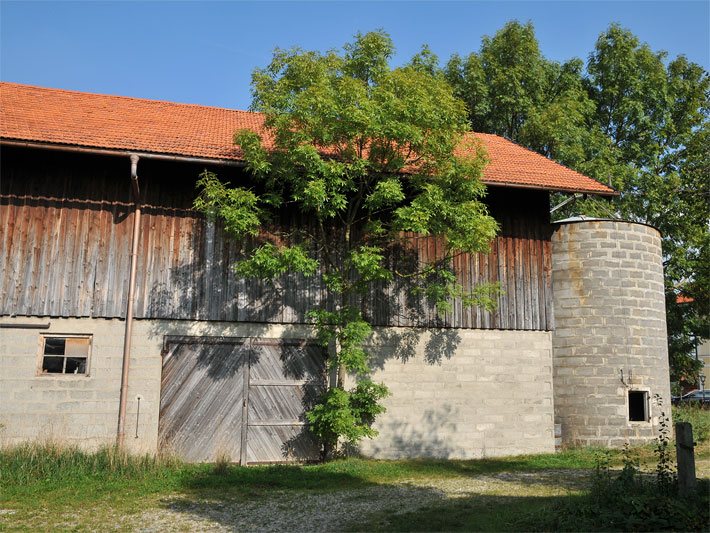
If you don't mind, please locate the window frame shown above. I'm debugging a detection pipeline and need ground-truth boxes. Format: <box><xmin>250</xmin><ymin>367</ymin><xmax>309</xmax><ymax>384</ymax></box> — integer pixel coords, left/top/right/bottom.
<box><xmin>36</xmin><ymin>334</ymin><xmax>93</xmax><ymax>377</ymax></box>
<box><xmin>627</xmin><ymin>389</ymin><xmax>651</xmax><ymax>424</ymax></box>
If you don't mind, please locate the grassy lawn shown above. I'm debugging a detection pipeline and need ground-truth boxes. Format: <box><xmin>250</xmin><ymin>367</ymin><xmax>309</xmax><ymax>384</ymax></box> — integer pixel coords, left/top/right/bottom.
<box><xmin>2</xmin><ymin>431</ymin><xmax>709</xmax><ymax>531</ymax></box>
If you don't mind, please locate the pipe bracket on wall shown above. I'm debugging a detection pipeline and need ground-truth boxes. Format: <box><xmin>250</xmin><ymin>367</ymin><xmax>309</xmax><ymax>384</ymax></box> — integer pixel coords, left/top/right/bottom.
<box><xmin>0</xmin><ymin>322</ymin><xmax>51</xmax><ymax>329</ymax></box>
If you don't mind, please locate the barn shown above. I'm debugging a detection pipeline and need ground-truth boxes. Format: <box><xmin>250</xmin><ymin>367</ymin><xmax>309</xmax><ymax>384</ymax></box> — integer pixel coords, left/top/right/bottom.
<box><xmin>0</xmin><ymin>82</ymin><xmax>671</xmax><ymax>462</ymax></box>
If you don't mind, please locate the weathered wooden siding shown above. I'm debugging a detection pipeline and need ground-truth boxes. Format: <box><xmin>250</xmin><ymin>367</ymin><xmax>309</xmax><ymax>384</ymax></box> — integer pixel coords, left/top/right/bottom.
<box><xmin>0</xmin><ymin>147</ymin><xmax>553</xmax><ymax>330</ymax></box>
<box><xmin>158</xmin><ymin>336</ymin><xmax>324</xmax><ymax>463</ymax></box>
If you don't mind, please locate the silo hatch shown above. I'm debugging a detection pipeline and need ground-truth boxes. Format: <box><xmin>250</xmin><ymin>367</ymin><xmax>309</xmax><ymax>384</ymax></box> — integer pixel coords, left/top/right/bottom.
<box><xmin>628</xmin><ymin>390</ymin><xmax>649</xmax><ymax>422</ymax></box>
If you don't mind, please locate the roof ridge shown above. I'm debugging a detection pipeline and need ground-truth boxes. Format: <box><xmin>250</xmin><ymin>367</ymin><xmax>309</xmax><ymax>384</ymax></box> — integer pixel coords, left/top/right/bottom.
<box><xmin>0</xmin><ymin>81</ymin><xmax>263</xmax><ymax>117</ymax></box>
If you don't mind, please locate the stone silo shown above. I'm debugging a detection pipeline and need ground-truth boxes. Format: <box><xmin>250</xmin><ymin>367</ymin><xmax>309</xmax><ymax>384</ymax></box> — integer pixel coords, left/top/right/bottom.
<box><xmin>551</xmin><ymin>218</ymin><xmax>671</xmax><ymax>447</ymax></box>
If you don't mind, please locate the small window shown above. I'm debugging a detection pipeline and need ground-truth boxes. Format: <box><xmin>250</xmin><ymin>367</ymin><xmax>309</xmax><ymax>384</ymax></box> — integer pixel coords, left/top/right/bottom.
<box><xmin>628</xmin><ymin>390</ymin><xmax>649</xmax><ymax>422</ymax></box>
<box><xmin>39</xmin><ymin>335</ymin><xmax>91</xmax><ymax>375</ymax></box>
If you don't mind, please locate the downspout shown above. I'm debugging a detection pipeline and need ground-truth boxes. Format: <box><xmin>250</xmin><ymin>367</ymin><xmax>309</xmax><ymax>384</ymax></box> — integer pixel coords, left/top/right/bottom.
<box><xmin>117</xmin><ymin>154</ymin><xmax>141</xmax><ymax>447</ymax></box>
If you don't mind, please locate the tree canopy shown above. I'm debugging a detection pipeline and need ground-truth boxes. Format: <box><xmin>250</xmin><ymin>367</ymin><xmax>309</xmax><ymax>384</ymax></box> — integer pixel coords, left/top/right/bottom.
<box><xmin>444</xmin><ymin>21</ymin><xmax>709</xmax><ymax>385</ymax></box>
<box><xmin>197</xmin><ymin>24</ymin><xmax>708</xmax><ymax>456</ymax></box>
<box><xmin>195</xmin><ymin>31</ymin><xmax>500</xmax><ymax>457</ymax></box>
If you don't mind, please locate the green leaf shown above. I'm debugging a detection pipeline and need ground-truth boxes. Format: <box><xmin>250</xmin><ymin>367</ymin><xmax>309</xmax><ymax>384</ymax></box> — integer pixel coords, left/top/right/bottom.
<box><xmin>235</xmin><ymin>243</ymin><xmax>318</xmax><ymax>279</ymax></box>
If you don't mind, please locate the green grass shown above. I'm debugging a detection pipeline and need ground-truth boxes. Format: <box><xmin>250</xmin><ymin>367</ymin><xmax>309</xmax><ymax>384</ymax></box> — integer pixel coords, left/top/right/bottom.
<box><xmin>673</xmin><ymin>404</ymin><xmax>710</xmax><ymax>443</ymax></box>
<box><xmin>351</xmin><ymin>494</ymin><xmax>588</xmax><ymax>532</ymax></box>
<box><xmin>1</xmin><ymin>442</ymin><xmax>708</xmax><ymax>531</ymax></box>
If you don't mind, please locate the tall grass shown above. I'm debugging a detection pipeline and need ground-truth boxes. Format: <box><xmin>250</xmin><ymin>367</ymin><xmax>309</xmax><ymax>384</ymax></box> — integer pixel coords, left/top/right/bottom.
<box><xmin>1</xmin><ymin>441</ymin><xmax>673</xmax><ymax>490</ymax></box>
<box><xmin>0</xmin><ymin>442</ymin><xmax>181</xmax><ymax>486</ymax></box>
<box><xmin>672</xmin><ymin>404</ymin><xmax>710</xmax><ymax>443</ymax></box>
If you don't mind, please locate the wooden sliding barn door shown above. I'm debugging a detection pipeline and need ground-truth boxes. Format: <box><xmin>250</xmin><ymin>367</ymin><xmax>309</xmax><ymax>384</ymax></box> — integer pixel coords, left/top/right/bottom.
<box><xmin>246</xmin><ymin>340</ymin><xmax>324</xmax><ymax>463</ymax></box>
<box><xmin>158</xmin><ymin>337</ymin><xmax>324</xmax><ymax>464</ymax></box>
<box><xmin>158</xmin><ymin>337</ymin><xmax>249</xmax><ymax>462</ymax></box>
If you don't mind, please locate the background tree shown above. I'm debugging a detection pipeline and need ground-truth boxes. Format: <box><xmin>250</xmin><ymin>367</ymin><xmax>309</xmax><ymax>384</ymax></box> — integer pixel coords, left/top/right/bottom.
<box><xmin>445</xmin><ymin>21</ymin><xmax>709</xmax><ymax>386</ymax></box>
<box><xmin>195</xmin><ymin>31</ymin><xmax>499</xmax><ymax>458</ymax></box>
<box><xmin>582</xmin><ymin>25</ymin><xmax>709</xmax><ymax>385</ymax></box>
<box><xmin>445</xmin><ymin>21</ymin><xmax>549</xmax><ymax>139</ymax></box>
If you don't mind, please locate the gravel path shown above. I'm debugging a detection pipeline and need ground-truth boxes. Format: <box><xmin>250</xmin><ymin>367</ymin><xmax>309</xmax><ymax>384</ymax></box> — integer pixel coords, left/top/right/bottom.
<box><xmin>128</xmin><ymin>470</ymin><xmax>588</xmax><ymax>532</ymax></box>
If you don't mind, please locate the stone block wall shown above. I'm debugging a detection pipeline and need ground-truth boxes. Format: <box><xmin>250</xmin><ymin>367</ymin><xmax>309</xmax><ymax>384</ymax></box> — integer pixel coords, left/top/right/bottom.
<box><xmin>551</xmin><ymin>220</ymin><xmax>671</xmax><ymax>447</ymax></box>
<box><xmin>1</xmin><ymin>318</ymin><xmax>555</xmax><ymax>459</ymax></box>
<box><xmin>0</xmin><ymin>317</ymin><xmax>311</xmax><ymax>454</ymax></box>
<box><xmin>356</xmin><ymin>329</ymin><xmax>555</xmax><ymax>459</ymax></box>
<box><xmin>0</xmin><ymin>317</ymin><xmax>136</xmax><ymax>450</ymax></box>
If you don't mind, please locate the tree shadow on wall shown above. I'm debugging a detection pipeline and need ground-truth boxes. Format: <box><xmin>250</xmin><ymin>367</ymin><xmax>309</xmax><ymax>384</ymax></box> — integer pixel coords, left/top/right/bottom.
<box><xmin>367</xmin><ymin>328</ymin><xmax>462</xmax><ymax>370</ymax></box>
<box><xmin>364</xmin><ymin>405</ymin><xmax>462</xmax><ymax>459</ymax></box>
<box><xmin>144</xmin><ymin>228</ymin><xmax>466</xmax><ymax>370</ymax></box>
<box><xmin>143</xmin><ymin>222</ymin><xmax>477</xmax><ymax>463</ymax></box>
<box><xmin>280</xmin><ymin>379</ymin><xmax>324</xmax><ymax>463</ymax></box>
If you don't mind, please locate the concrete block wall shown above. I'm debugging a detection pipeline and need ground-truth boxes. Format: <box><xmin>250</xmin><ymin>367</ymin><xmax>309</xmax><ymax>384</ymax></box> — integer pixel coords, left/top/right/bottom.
<box><xmin>1</xmin><ymin>317</ymin><xmax>555</xmax><ymax>459</ymax></box>
<box><xmin>0</xmin><ymin>317</ymin><xmax>133</xmax><ymax>450</ymax></box>
<box><xmin>551</xmin><ymin>220</ymin><xmax>671</xmax><ymax>447</ymax></box>
<box><xmin>356</xmin><ymin>329</ymin><xmax>555</xmax><ymax>459</ymax></box>
<box><xmin>0</xmin><ymin>317</ymin><xmax>312</xmax><ymax>454</ymax></box>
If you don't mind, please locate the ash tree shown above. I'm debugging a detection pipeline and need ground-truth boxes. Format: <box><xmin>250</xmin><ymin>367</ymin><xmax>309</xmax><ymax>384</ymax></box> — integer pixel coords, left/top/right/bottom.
<box><xmin>195</xmin><ymin>31</ymin><xmax>499</xmax><ymax>458</ymax></box>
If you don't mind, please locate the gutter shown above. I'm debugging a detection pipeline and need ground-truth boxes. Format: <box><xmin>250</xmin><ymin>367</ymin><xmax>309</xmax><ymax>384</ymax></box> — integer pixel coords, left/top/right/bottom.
<box><xmin>487</xmin><ymin>180</ymin><xmax>617</xmax><ymax>197</ymax></box>
<box><xmin>116</xmin><ymin>154</ymin><xmax>141</xmax><ymax>448</ymax></box>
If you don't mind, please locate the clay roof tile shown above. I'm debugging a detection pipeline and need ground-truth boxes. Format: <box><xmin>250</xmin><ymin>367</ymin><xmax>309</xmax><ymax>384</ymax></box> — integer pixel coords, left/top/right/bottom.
<box><xmin>0</xmin><ymin>82</ymin><xmax>616</xmax><ymax>195</ymax></box>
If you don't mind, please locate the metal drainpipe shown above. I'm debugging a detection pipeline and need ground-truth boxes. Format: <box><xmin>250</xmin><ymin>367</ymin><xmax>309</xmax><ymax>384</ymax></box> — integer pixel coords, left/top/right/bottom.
<box><xmin>117</xmin><ymin>154</ymin><xmax>141</xmax><ymax>447</ymax></box>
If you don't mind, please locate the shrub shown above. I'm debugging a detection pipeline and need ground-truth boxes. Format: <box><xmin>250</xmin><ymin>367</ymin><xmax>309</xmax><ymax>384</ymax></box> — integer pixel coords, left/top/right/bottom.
<box><xmin>519</xmin><ymin>399</ymin><xmax>709</xmax><ymax>531</ymax></box>
<box><xmin>306</xmin><ymin>379</ymin><xmax>389</xmax><ymax>460</ymax></box>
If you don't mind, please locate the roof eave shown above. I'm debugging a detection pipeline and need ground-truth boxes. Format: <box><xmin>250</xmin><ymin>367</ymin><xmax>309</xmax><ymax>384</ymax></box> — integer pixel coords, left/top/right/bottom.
<box><xmin>1</xmin><ymin>137</ymin><xmax>618</xmax><ymax>196</ymax></box>
<box><xmin>473</xmin><ymin>179</ymin><xmax>617</xmax><ymax>197</ymax></box>
<box><xmin>0</xmin><ymin>138</ymin><xmax>246</xmax><ymax>167</ymax></box>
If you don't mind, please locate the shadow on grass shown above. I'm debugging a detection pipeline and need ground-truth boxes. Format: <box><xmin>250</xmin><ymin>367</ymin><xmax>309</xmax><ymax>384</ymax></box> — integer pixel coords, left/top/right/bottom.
<box><xmin>311</xmin><ymin>448</ymin><xmax>605</xmax><ymax>481</ymax></box>
<box><xmin>174</xmin><ymin>450</ymin><xmax>599</xmax><ymax>497</ymax></box>
<box><xmin>164</xmin><ymin>456</ymin><xmax>597</xmax><ymax>531</ymax></box>
<box><xmin>345</xmin><ymin>493</ymin><xmax>588</xmax><ymax>532</ymax></box>
<box><xmin>177</xmin><ymin>463</ymin><xmax>377</xmax><ymax>496</ymax></box>
<box><xmin>167</xmin><ymin>469</ymin><xmax>586</xmax><ymax>533</ymax></box>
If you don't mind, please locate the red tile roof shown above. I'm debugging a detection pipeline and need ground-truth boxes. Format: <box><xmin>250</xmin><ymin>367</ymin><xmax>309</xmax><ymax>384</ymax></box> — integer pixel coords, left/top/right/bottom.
<box><xmin>0</xmin><ymin>82</ymin><xmax>615</xmax><ymax>195</ymax></box>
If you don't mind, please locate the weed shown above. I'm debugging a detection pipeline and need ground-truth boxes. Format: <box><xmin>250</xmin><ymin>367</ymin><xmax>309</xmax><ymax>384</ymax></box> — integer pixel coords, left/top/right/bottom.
<box><xmin>518</xmin><ymin>401</ymin><xmax>708</xmax><ymax>532</ymax></box>
<box><xmin>654</xmin><ymin>394</ymin><xmax>677</xmax><ymax>493</ymax></box>
<box><xmin>213</xmin><ymin>452</ymin><xmax>231</xmax><ymax>476</ymax></box>
<box><xmin>673</xmin><ymin>403</ymin><xmax>710</xmax><ymax>443</ymax></box>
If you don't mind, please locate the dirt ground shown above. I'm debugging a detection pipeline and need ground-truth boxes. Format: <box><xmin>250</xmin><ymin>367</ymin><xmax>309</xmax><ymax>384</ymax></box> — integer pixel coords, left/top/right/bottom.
<box><xmin>114</xmin><ymin>459</ymin><xmax>709</xmax><ymax>532</ymax></box>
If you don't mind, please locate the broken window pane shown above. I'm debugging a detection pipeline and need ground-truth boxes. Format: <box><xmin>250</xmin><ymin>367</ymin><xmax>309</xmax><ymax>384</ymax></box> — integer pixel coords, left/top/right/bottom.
<box><xmin>44</xmin><ymin>337</ymin><xmax>66</xmax><ymax>355</ymax></box>
<box><xmin>42</xmin><ymin>356</ymin><xmax>65</xmax><ymax>373</ymax></box>
<box><xmin>65</xmin><ymin>357</ymin><xmax>87</xmax><ymax>374</ymax></box>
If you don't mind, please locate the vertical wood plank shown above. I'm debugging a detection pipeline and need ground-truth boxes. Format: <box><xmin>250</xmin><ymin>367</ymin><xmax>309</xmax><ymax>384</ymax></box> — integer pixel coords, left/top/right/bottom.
<box><xmin>240</xmin><ymin>345</ymin><xmax>251</xmax><ymax>465</ymax></box>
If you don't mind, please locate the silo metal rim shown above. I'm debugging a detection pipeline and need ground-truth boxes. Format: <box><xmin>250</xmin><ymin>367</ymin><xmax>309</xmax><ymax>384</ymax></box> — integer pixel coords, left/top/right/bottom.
<box><xmin>551</xmin><ymin>217</ymin><xmax>662</xmax><ymax>237</ymax></box>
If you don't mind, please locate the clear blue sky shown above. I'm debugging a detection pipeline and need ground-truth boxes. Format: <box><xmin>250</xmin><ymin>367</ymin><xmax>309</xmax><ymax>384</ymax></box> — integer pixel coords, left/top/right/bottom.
<box><xmin>1</xmin><ymin>1</ymin><xmax>708</xmax><ymax>110</ymax></box>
